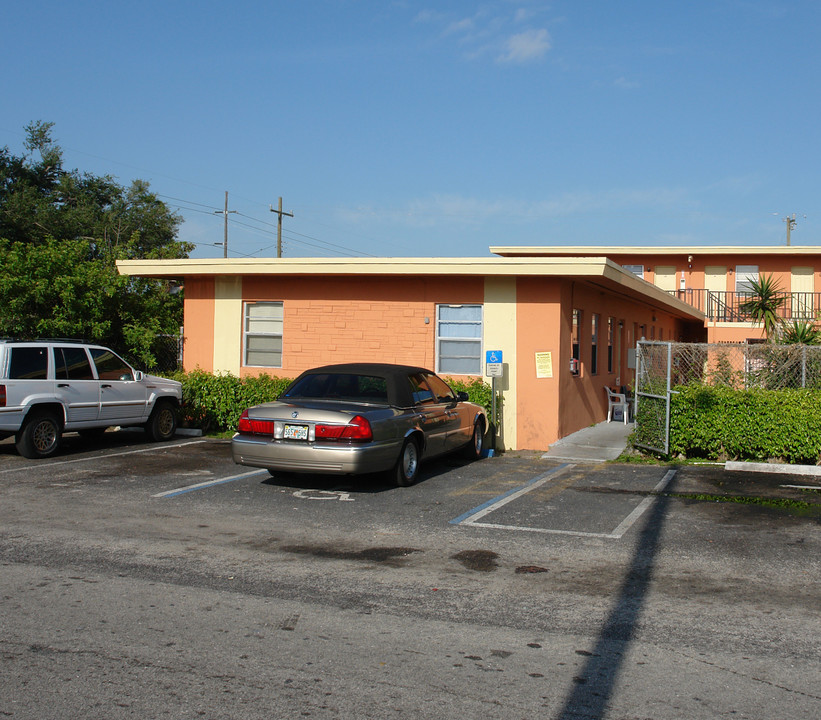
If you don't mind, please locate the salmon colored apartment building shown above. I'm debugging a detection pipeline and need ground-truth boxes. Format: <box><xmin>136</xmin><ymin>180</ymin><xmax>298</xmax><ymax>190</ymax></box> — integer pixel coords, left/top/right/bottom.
<box><xmin>117</xmin><ymin>245</ymin><xmax>821</xmax><ymax>451</ymax></box>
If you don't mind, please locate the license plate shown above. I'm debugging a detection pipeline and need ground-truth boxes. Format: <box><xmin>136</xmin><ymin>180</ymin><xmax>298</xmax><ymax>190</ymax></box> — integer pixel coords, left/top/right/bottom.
<box><xmin>283</xmin><ymin>424</ymin><xmax>309</xmax><ymax>440</ymax></box>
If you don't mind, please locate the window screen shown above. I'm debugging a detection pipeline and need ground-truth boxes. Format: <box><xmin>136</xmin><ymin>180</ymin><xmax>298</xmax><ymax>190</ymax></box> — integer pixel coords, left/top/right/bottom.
<box><xmin>244</xmin><ymin>302</ymin><xmax>284</xmax><ymax>367</ymax></box>
<box><xmin>436</xmin><ymin>304</ymin><xmax>482</xmax><ymax>375</ymax></box>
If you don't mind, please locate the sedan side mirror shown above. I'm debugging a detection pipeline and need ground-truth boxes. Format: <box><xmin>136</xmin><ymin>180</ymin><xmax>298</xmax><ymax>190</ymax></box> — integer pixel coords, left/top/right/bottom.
<box><xmin>457</xmin><ymin>391</ymin><xmax>470</xmax><ymax>402</ymax></box>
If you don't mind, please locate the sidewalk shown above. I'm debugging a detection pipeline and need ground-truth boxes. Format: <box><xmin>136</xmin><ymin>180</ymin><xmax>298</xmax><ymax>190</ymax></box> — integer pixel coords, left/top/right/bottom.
<box><xmin>541</xmin><ymin>420</ymin><xmax>633</xmax><ymax>463</ymax></box>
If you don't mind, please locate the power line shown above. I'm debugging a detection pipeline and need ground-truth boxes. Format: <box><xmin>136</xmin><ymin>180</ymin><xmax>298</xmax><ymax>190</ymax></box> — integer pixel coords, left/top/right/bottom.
<box><xmin>159</xmin><ymin>190</ymin><xmax>379</xmax><ymax>258</ymax></box>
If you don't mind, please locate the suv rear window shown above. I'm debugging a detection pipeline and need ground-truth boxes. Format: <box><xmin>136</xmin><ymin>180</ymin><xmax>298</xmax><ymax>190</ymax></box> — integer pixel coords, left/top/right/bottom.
<box><xmin>9</xmin><ymin>347</ymin><xmax>48</xmax><ymax>380</ymax></box>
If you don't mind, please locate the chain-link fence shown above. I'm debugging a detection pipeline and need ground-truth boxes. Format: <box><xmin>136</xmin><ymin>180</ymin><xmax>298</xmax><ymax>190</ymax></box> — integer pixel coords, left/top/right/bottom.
<box><xmin>667</xmin><ymin>341</ymin><xmax>821</xmax><ymax>391</ymax></box>
<box><xmin>147</xmin><ymin>332</ymin><xmax>183</xmax><ymax>374</ymax></box>
<box><xmin>634</xmin><ymin>340</ymin><xmax>821</xmax><ymax>454</ymax></box>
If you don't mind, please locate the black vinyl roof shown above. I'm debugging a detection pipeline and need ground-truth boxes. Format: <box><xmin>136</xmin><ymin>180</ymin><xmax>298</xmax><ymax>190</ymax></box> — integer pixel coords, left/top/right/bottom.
<box><xmin>285</xmin><ymin>363</ymin><xmax>438</xmax><ymax>407</ymax></box>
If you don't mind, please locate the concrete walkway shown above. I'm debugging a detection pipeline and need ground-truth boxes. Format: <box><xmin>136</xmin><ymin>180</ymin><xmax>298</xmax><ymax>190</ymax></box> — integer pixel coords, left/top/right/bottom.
<box><xmin>541</xmin><ymin>420</ymin><xmax>633</xmax><ymax>463</ymax></box>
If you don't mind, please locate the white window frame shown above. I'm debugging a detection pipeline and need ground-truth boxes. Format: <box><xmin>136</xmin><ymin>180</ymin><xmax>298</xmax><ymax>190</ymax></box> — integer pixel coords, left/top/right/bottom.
<box><xmin>436</xmin><ymin>304</ymin><xmax>483</xmax><ymax>375</ymax></box>
<box><xmin>243</xmin><ymin>301</ymin><xmax>284</xmax><ymax>367</ymax></box>
<box><xmin>622</xmin><ymin>264</ymin><xmax>645</xmax><ymax>280</ymax></box>
<box><xmin>736</xmin><ymin>265</ymin><xmax>759</xmax><ymax>294</ymax></box>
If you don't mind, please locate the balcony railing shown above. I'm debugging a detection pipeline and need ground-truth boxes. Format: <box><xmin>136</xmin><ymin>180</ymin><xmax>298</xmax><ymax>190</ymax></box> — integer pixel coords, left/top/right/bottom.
<box><xmin>667</xmin><ymin>290</ymin><xmax>821</xmax><ymax>323</ymax></box>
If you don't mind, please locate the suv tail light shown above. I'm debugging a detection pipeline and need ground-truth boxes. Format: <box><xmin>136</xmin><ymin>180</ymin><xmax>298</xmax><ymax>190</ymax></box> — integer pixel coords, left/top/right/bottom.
<box><xmin>237</xmin><ymin>409</ymin><xmax>274</xmax><ymax>436</ymax></box>
<box><xmin>315</xmin><ymin>415</ymin><xmax>373</xmax><ymax>442</ymax></box>
<box><xmin>0</xmin><ymin>385</ymin><xmax>5</xmax><ymax>408</ymax></box>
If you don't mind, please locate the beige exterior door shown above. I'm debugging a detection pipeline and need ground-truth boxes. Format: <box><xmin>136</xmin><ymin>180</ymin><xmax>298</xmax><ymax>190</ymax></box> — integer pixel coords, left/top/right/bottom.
<box><xmin>704</xmin><ymin>266</ymin><xmax>727</xmax><ymax>293</ymax></box>
<box><xmin>791</xmin><ymin>267</ymin><xmax>814</xmax><ymax>319</ymax></box>
<box><xmin>704</xmin><ymin>266</ymin><xmax>727</xmax><ymax>320</ymax></box>
<box><xmin>654</xmin><ymin>266</ymin><xmax>677</xmax><ymax>292</ymax></box>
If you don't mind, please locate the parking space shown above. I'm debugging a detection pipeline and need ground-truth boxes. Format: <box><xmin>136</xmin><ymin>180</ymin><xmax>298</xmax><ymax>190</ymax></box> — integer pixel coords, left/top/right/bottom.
<box><xmin>2</xmin><ymin>431</ymin><xmax>676</xmax><ymax>542</ymax></box>
<box><xmin>3</xmin><ymin>430</ymin><xmax>818</xmax><ymax>547</ymax></box>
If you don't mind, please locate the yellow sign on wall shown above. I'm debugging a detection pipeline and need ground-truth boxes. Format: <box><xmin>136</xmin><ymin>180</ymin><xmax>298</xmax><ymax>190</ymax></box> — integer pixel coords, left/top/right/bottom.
<box><xmin>535</xmin><ymin>351</ymin><xmax>553</xmax><ymax>378</ymax></box>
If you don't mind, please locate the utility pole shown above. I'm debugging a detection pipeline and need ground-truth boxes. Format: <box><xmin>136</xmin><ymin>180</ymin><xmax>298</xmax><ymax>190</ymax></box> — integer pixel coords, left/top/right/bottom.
<box><xmin>214</xmin><ymin>191</ymin><xmax>237</xmax><ymax>258</ymax></box>
<box><xmin>269</xmin><ymin>197</ymin><xmax>294</xmax><ymax>258</ymax></box>
<box><xmin>785</xmin><ymin>214</ymin><xmax>796</xmax><ymax>246</ymax></box>
<box><xmin>782</xmin><ymin>213</ymin><xmax>807</xmax><ymax>246</ymax></box>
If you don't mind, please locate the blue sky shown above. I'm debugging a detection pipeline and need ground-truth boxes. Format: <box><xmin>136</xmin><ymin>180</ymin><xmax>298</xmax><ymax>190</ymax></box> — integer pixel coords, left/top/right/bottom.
<box><xmin>2</xmin><ymin>1</ymin><xmax>819</xmax><ymax>258</ymax></box>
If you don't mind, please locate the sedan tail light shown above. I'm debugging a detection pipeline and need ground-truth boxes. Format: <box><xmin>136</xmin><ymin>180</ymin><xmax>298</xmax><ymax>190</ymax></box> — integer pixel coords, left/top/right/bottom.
<box><xmin>315</xmin><ymin>415</ymin><xmax>373</xmax><ymax>442</ymax></box>
<box><xmin>237</xmin><ymin>409</ymin><xmax>274</xmax><ymax>436</ymax></box>
<box><xmin>0</xmin><ymin>385</ymin><xmax>5</xmax><ymax>408</ymax></box>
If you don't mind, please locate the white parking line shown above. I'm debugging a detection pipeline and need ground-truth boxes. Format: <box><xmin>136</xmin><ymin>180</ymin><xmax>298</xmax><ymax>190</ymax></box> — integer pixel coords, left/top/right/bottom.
<box><xmin>153</xmin><ymin>469</ymin><xmax>267</xmax><ymax>498</ymax></box>
<box><xmin>452</xmin><ymin>467</ymin><xmax>677</xmax><ymax>540</ymax></box>
<box><xmin>0</xmin><ymin>439</ymin><xmax>207</xmax><ymax>474</ymax></box>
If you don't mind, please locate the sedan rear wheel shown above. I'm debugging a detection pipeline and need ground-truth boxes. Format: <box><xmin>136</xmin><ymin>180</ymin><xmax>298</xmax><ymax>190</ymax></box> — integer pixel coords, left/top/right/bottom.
<box><xmin>393</xmin><ymin>437</ymin><xmax>420</xmax><ymax>487</ymax></box>
<box><xmin>462</xmin><ymin>419</ymin><xmax>485</xmax><ymax>460</ymax></box>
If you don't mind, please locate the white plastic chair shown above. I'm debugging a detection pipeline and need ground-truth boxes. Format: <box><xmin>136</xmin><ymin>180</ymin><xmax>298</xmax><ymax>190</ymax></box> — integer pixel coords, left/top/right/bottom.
<box><xmin>605</xmin><ymin>387</ymin><xmax>629</xmax><ymax>424</ymax></box>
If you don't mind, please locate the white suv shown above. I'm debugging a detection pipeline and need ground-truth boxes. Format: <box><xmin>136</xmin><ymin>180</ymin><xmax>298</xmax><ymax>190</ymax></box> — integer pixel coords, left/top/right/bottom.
<box><xmin>0</xmin><ymin>339</ymin><xmax>182</xmax><ymax>458</ymax></box>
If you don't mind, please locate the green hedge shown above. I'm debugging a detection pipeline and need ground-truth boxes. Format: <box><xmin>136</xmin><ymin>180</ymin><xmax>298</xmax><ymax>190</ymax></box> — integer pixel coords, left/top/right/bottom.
<box><xmin>174</xmin><ymin>370</ymin><xmax>498</xmax><ymax>434</ymax></box>
<box><xmin>174</xmin><ymin>371</ymin><xmax>291</xmax><ymax>433</ymax></box>
<box><xmin>669</xmin><ymin>385</ymin><xmax>821</xmax><ymax>463</ymax></box>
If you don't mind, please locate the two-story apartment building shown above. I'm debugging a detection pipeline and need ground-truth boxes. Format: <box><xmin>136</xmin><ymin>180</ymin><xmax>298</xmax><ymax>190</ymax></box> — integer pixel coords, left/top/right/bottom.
<box><xmin>117</xmin><ymin>245</ymin><xmax>821</xmax><ymax>450</ymax></box>
<box><xmin>492</xmin><ymin>246</ymin><xmax>821</xmax><ymax>343</ymax></box>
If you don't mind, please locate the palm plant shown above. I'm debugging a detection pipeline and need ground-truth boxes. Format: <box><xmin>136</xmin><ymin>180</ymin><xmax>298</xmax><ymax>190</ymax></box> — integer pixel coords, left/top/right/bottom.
<box><xmin>781</xmin><ymin>319</ymin><xmax>821</xmax><ymax>345</ymax></box>
<box><xmin>738</xmin><ymin>273</ymin><xmax>785</xmax><ymax>341</ymax></box>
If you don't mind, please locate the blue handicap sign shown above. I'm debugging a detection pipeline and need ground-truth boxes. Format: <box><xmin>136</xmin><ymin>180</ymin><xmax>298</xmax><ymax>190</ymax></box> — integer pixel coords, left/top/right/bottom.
<box><xmin>486</xmin><ymin>350</ymin><xmax>503</xmax><ymax>364</ymax></box>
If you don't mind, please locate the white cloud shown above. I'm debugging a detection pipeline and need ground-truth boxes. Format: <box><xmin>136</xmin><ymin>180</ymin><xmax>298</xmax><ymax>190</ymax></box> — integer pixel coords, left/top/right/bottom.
<box><xmin>337</xmin><ymin>187</ymin><xmax>694</xmax><ymax>229</ymax></box>
<box><xmin>614</xmin><ymin>75</ymin><xmax>640</xmax><ymax>89</ymax></box>
<box><xmin>497</xmin><ymin>28</ymin><xmax>551</xmax><ymax>64</ymax></box>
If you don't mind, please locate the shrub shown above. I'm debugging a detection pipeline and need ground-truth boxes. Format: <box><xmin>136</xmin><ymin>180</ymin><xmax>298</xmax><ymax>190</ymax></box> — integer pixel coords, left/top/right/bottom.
<box><xmin>174</xmin><ymin>370</ymin><xmax>291</xmax><ymax>433</ymax></box>
<box><xmin>445</xmin><ymin>376</ymin><xmax>500</xmax><ymax>418</ymax></box>
<box><xmin>669</xmin><ymin>384</ymin><xmax>821</xmax><ymax>463</ymax></box>
<box><xmin>173</xmin><ymin>371</ymin><xmax>498</xmax><ymax>435</ymax></box>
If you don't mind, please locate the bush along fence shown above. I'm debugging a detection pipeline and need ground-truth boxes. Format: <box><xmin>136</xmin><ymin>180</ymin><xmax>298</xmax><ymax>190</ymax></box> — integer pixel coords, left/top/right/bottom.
<box><xmin>174</xmin><ymin>370</ymin><xmax>499</xmax><ymax>435</ymax></box>
<box><xmin>635</xmin><ymin>341</ymin><xmax>821</xmax><ymax>462</ymax></box>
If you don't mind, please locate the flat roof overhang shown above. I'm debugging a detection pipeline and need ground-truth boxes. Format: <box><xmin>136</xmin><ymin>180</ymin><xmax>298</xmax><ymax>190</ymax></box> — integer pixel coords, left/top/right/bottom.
<box><xmin>117</xmin><ymin>256</ymin><xmax>704</xmax><ymax>322</ymax></box>
<box><xmin>491</xmin><ymin>245</ymin><xmax>821</xmax><ymax>257</ymax></box>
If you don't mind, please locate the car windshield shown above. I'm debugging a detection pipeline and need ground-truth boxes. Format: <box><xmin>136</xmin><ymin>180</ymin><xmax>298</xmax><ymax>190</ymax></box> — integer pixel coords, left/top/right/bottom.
<box><xmin>283</xmin><ymin>373</ymin><xmax>389</xmax><ymax>403</ymax></box>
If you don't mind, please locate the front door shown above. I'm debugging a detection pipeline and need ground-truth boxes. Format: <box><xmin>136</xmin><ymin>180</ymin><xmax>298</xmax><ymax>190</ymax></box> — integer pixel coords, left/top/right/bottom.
<box><xmin>408</xmin><ymin>373</ymin><xmax>451</xmax><ymax>456</ymax></box>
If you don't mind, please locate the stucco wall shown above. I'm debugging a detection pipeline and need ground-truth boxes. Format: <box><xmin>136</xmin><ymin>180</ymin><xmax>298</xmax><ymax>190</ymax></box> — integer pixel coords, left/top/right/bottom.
<box><xmin>239</xmin><ymin>275</ymin><xmax>484</xmax><ymax>377</ymax></box>
<box><xmin>182</xmin><ymin>277</ymin><xmax>215</xmax><ymax>373</ymax></box>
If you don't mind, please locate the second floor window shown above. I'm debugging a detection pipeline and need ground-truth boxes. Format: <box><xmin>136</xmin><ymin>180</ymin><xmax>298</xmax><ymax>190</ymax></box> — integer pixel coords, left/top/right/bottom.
<box><xmin>736</xmin><ymin>265</ymin><xmax>759</xmax><ymax>294</ymax></box>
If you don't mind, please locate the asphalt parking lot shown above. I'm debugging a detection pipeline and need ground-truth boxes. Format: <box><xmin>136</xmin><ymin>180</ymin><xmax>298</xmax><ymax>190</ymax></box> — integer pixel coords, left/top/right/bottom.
<box><xmin>2</xmin><ymin>430</ymin><xmax>820</xmax><ymax>719</ymax></box>
<box><xmin>2</xmin><ymin>428</ymin><xmax>818</xmax><ymax>563</ymax></box>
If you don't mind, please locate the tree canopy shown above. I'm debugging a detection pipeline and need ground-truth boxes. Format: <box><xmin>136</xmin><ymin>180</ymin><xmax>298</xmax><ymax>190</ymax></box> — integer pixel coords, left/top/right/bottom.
<box><xmin>0</xmin><ymin>121</ymin><xmax>192</xmax><ymax>369</ymax></box>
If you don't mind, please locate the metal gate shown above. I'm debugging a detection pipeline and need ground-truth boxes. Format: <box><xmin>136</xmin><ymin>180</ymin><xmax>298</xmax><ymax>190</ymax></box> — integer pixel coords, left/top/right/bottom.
<box><xmin>634</xmin><ymin>341</ymin><xmax>672</xmax><ymax>455</ymax></box>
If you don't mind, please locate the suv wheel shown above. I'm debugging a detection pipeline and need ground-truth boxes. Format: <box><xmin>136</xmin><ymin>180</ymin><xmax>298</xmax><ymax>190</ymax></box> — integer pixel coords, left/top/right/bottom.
<box><xmin>16</xmin><ymin>411</ymin><xmax>62</xmax><ymax>459</ymax></box>
<box><xmin>145</xmin><ymin>401</ymin><xmax>177</xmax><ymax>442</ymax></box>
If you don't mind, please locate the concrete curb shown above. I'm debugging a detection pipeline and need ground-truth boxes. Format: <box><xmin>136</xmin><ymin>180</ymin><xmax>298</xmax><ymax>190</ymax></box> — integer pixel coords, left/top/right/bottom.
<box><xmin>725</xmin><ymin>461</ymin><xmax>821</xmax><ymax>477</ymax></box>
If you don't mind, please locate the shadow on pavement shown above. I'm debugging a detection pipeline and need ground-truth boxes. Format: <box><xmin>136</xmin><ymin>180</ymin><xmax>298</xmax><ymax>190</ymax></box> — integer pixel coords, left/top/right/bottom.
<box><xmin>557</xmin><ymin>473</ymin><xmax>675</xmax><ymax>719</ymax></box>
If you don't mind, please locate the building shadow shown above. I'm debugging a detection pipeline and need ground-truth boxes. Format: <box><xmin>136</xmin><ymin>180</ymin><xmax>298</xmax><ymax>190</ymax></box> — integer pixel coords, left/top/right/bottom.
<box><xmin>556</xmin><ymin>472</ymin><xmax>675</xmax><ymax>719</ymax></box>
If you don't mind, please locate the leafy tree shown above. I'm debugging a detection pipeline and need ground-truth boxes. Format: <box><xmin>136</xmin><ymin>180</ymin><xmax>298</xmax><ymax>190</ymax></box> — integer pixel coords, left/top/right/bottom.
<box><xmin>1</xmin><ymin>121</ymin><xmax>188</xmax><ymax>257</ymax></box>
<box><xmin>738</xmin><ymin>273</ymin><xmax>785</xmax><ymax>342</ymax></box>
<box><xmin>0</xmin><ymin>122</ymin><xmax>191</xmax><ymax>368</ymax></box>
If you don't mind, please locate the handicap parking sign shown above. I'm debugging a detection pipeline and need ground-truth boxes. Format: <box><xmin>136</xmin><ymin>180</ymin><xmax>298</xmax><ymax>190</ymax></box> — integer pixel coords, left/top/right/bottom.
<box><xmin>485</xmin><ymin>350</ymin><xmax>503</xmax><ymax>377</ymax></box>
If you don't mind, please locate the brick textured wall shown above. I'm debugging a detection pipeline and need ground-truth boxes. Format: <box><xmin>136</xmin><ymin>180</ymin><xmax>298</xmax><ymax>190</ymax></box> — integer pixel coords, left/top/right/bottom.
<box><xmin>240</xmin><ymin>275</ymin><xmax>483</xmax><ymax>378</ymax></box>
